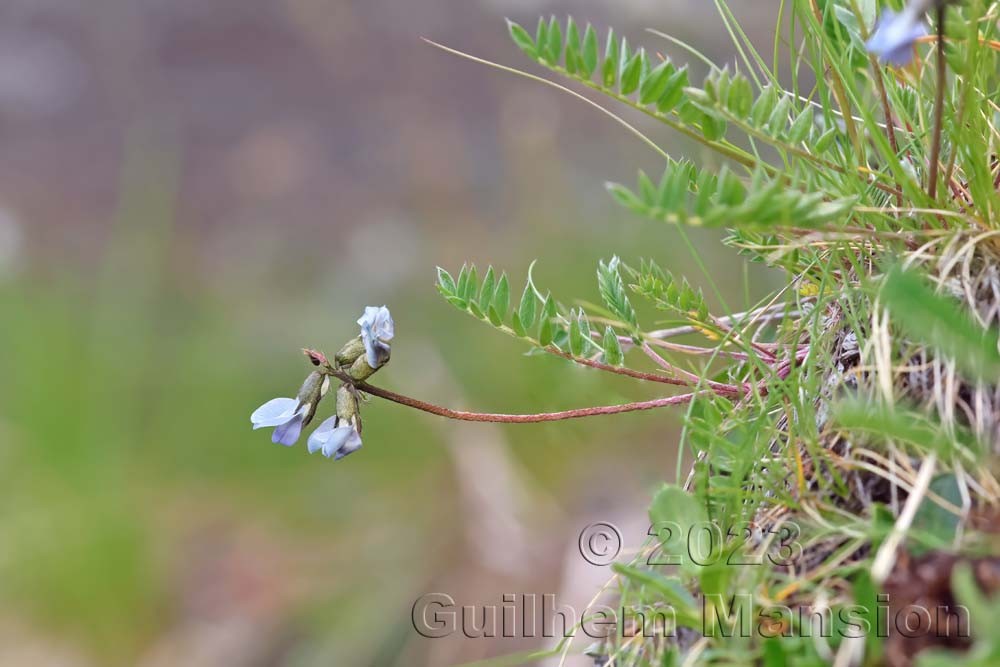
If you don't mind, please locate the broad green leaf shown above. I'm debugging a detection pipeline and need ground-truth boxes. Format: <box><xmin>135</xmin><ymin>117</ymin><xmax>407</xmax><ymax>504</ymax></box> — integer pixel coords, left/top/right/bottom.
<box><xmin>611</xmin><ymin>564</ymin><xmax>701</xmax><ymax>627</ymax></box>
<box><xmin>833</xmin><ymin>399</ymin><xmax>982</xmax><ymax>460</ymax></box>
<box><xmin>911</xmin><ymin>474</ymin><xmax>963</xmax><ymax>553</ymax></box>
<box><xmin>881</xmin><ymin>266</ymin><xmax>1000</xmax><ymax>382</ymax></box>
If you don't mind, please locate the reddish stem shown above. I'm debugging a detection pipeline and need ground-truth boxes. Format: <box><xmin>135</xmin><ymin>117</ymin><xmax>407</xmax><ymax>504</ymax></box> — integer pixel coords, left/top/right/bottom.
<box><xmin>352</xmin><ymin>381</ymin><xmax>715</xmax><ymax>423</ymax></box>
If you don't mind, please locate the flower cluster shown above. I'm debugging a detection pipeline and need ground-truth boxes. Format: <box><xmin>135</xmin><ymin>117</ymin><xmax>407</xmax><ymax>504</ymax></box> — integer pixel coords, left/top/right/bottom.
<box><xmin>250</xmin><ymin>306</ymin><xmax>394</xmax><ymax>460</ymax></box>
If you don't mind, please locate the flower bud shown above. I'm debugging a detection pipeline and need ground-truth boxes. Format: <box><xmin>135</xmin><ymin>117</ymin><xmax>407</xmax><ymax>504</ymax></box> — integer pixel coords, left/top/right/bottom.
<box><xmin>335</xmin><ymin>336</ymin><xmax>367</xmax><ymax>368</ymax></box>
<box><xmin>335</xmin><ymin>383</ymin><xmax>360</xmax><ymax>425</ymax></box>
<box><xmin>295</xmin><ymin>371</ymin><xmax>327</xmax><ymax>427</ymax></box>
<box><xmin>347</xmin><ymin>353</ymin><xmax>380</xmax><ymax>382</ymax></box>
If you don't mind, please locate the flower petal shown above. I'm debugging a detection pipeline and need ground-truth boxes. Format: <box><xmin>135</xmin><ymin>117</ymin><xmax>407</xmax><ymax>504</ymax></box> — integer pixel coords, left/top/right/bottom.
<box><xmin>866</xmin><ymin>9</ymin><xmax>927</xmax><ymax>66</ymax></box>
<box><xmin>272</xmin><ymin>413</ymin><xmax>304</xmax><ymax>446</ymax></box>
<box><xmin>334</xmin><ymin>427</ymin><xmax>363</xmax><ymax>460</ymax></box>
<box><xmin>359</xmin><ymin>307</ymin><xmax>394</xmax><ymax>369</ymax></box>
<box><xmin>307</xmin><ymin>416</ymin><xmax>339</xmax><ymax>454</ymax></box>
<box><xmin>321</xmin><ymin>427</ymin><xmax>354</xmax><ymax>458</ymax></box>
<box><xmin>251</xmin><ymin>397</ymin><xmax>299</xmax><ymax>428</ymax></box>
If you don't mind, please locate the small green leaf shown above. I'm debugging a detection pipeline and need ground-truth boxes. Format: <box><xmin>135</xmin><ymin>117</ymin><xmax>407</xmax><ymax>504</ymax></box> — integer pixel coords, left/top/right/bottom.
<box><xmin>619</xmin><ymin>49</ymin><xmax>644</xmax><ymax>95</ymax></box>
<box><xmin>569</xmin><ymin>312</ymin><xmax>585</xmax><ymax>355</ymax></box>
<box><xmin>814</xmin><ymin>126</ymin><xmax>837</xmax><ymax>152</ymax></box>
<box><xmin>511</xmin><ymin>311</ymin><xmax>526</xmax><ymax>337</ymax></box>
<box><xmin>750</xmin><ymin>85</ymin><xmax>778</xmax><ymax>126</ymax></box>
<box><xmin>564</xmin><ymin>17</ymin><xmax>581</xmax><ymax>74</ymax></box>
<box><xmin>488</xmin><ymin>305</ymin><xmax>504</xmax><ymax>327</ymax></box>
<box><xmin>649</xmin><ymin>484</ymin><xmax>709</xmax><ymax>573</ymax></box>
<box><xmin>788</xmin><ymin>107</ymin><xmax>813</xmax><ymax>143</ymax></box>
<box><xmin>639</xmin><ymin>58</ymin><xmax>674</xmax><ymax>105</ymax></box>
<box><xmin>657</xmin><ymin>67</ymin><xmax>688</xmax><ymax>113</ymax></box>
<box><xmin>534</xmin><ymin>17</ymin><xmax>548</xmax><ymax>53</ymax></box>
<box><xmin>468</xmin><ymin>300</ymin><xmax>486</xmax><ymax>320</ymax></box>
<box><xmin>478</xmin><ymin>266</ymin><xmax>496</xmax><ymax>311</ymax></box>
<box><xmin>637</xmin><ymin>170</ymin><xmax>657</xmax><ymax>204</ymax></box>
<box><xmin>456</xmin><ymin>264</ymin><xmax>469</xmax><ymax>299</ymax></box>
<box><xmin>725</xmin><ymin>73</ymin><xmax>752</xmax><ymax>118</ymax></box>
<box><xmin>606</xmin><ymin>182</ymin><xmax>646</xmax><ymax>212</ymax></box>
<box><xmin>597</xmin><ymin>256</ymin><xmax>638</xmax><ymax>330</ymax></box>
<box><xmin>539</xmin><ymin>316</ymin><xmax>555</xmax><ymax>346</ymax></box>
<box><xmin>463</xmin><ymin>265</ymin><xmax>479</xmax><ymax>303</ymax></box>
<box><xmin>766</xmin><ymin>95</ymin><xmax>791</xmax><ymax>135</ymax></box>
<box><xmin>519</xmin><ymin>282</ymin><xmax>537</xmax><ymax>329</ymax></box>
<box><xmin>581</xmin><ymin>25</ymin><xmax>598</xmax><ymax>77</ymax></box>
<box><xmin>436</xmin><ymin>267</ymin><xmax>456</xmax><ymax>295</ymax></box>
<box><xmin>545</xmin><ymin>16</ymin><xmax>563</xmax><ymax>64</ymax></box>
<box><xmin>602</xmin><ymin>28</ymin><xmax>618</xmax><ymax>87</ymax></box>
<box><xmin>506</xmin><ymin>20</ymin><xmax>536</xmax><ymax>58</ymax></box>
<box><xmin>493</xmin><ymin>273</ymin><xmax>510</xmax><ymax>317</ymax></box>
<box><xmin>700</xmin><ymin>113</ymin><xmax>726</xmax><ymax>141</ymax></box>
<box><xmin>603</xmin><ymin>327</ymin><xmax>624</xmax><ymax>365</ymax></box>
<box><xmin>538</xmin><ymin>294</ymin><xmax>557</xmax><ymax>346</ymax></box>
<box><xmin>611</xmin><ymin>564</ymin><xmax>700</xmax><ymax>626</ymax></box>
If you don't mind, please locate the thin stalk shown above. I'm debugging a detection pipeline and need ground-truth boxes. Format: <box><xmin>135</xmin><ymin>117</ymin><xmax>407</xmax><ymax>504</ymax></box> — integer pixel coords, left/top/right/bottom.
<box><xmin>928</xmin><ymin>4</ymin><xmax>947</xmax><ymax>200</ymax></box>
<box><xmin>309</xmin><ymin>355</ymin><xmax>742</xmax><ymax>424</ymax></box>
<box><xmin>348</xmin><ymin>374</ymin><xmax>715</xmax><ymax>422</ymax></box>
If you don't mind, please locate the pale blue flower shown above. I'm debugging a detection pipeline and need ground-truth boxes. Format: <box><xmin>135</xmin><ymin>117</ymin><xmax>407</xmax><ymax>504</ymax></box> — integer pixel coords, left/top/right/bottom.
<box><xmin>867</xmin><ymin>8</ymin><xmax>928</xmax><ymax>66</ymax></box>
<box><xmin>358</xmin><ymin>305</ymin><xmax>394</xmax><ymax>369</ymax></box>
<box><xmin>307</xmin><ymin>416</ymin><xmax>363</xmax><ymax>460</ymax></box>
<box><xmin>251</xmin><ymin>397</ymin><xmax>307</xmax><ymax>446</ymax></box>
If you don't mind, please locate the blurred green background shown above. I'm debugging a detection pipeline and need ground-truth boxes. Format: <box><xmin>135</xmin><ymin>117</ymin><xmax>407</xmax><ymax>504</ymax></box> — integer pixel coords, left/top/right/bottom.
<box><xmin>0</xmin><ymin>0</ymin><xmax>781</xmax><ymax>664</ymax></box>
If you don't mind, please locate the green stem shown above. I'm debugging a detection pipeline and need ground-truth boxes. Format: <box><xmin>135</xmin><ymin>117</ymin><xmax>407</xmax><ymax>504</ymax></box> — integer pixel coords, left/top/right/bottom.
<box><xmin>928</xmin><ymin>4</ymin><xmax>947</xmax><ymax>200</ymax></box>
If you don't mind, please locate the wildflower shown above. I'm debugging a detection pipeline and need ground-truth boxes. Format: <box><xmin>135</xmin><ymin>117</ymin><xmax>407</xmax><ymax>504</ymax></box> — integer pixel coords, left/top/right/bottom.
<box><xmin>307</xmin><ymin>416</ymin><xmax>363</xmax><ymax>459</ymax></box>
<box><xmin>251</xmin><ymin>397</ymin><xmax>308</xmax><ymax>446</ymax></box>
<box><xmin>358</xmin><ymin>305</ymin><xmax>395</xmax><ymax>369</ymax></box>
<box><xmin>866</xmin><ymin>5</ymin><xmax>930</xmax><ymax>66</ymax></box>
<box><xmin>798</xmin><ymin>281</ymin><xmax>820</xmax><ymax>297</ymax></box>
<box><xmin>250</xmin><ymin>371</ymin><xmax>329</xmax><ymax>446</ymax></box>
<box><xmin>307</xmin><ymin>384</ymin><xmax>363</xmax><ymax>460</ymax></box>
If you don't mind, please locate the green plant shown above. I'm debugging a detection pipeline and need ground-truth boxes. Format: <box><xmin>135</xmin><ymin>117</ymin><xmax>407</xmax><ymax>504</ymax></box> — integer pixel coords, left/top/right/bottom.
<box><xmin>252</xmin><ymin>1</ymin><xmax>1000</xmax><ymax>664</ymax></box>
